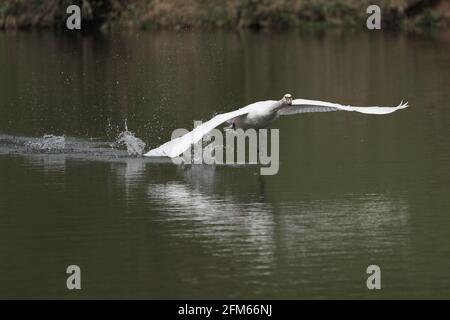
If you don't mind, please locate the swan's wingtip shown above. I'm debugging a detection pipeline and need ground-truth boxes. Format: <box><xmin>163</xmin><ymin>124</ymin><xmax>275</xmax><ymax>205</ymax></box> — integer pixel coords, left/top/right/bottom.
<box><xmin>144</xmin><ymin>148</ymin><xmax>181</xmax><ymax>158</ymax></box>
<box><xmin>144</xmin><ymin>149</ymin><xmax>163</xmax><ymax>157</ymax></box>
<box><xmin>398</xmin><ymin>100</ymin><xmax>409</xmax><ymax>108</ymax></box>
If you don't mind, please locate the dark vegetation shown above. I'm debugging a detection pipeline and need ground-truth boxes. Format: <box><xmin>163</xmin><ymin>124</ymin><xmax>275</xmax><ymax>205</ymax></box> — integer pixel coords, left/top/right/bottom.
<box><xmin>0</xmin><ymin>0</ymin><xmax>448</xmax><ymax>31</ymax></box>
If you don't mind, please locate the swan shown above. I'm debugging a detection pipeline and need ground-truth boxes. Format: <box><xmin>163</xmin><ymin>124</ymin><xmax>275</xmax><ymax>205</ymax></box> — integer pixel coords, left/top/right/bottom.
<box><xmin>144</xmin><ymin>94</ymin><xmax>408</xmax><ymax>158</ymax></box>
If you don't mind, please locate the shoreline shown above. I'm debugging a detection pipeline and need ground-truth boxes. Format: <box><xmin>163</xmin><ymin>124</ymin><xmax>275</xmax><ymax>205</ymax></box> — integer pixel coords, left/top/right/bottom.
<box><xmin>0</xmin><ymin>0</ymin><xmax>449</xmax><ymax>32</ymax></box>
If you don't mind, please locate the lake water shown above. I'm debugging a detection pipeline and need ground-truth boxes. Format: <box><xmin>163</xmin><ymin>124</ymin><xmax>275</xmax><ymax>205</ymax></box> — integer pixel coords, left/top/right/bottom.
<box><xmin>0</xmin><ymin>29</ymin><xmax>449</xmax><ymax>299</ymax></box>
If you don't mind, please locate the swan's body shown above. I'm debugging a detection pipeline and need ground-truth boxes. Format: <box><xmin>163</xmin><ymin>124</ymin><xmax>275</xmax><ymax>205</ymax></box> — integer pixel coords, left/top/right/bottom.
<box><xmin>144</xmin><ymin>94</ymin><xmax>408</xmax><ymax>158</ymax></box>
<box><xmin>231</xmin><ymin>99</ymin><xmax>284</xmax><ymax>130</ymax></box>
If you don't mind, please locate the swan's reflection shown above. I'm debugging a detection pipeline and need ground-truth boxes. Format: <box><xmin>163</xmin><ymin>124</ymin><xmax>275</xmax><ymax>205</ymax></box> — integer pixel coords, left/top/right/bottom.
<box><xmin>147</xmin><ymin>165</ymin><xmax>276</xmax><ymax>264</ymax></box>
<box><xmin>113</xmin><ymin>158</ymin><xmax>146</xmax><ymax>182</ymax></box>
<box><xmin>147</xmin><ymin>164</ymin><xmax>410</xmax><ymax>271</ymax></box>
<box><xmin>178</xmin><ymin>164</ymin><xmax>218</xmax><ymax>190</ymax></box>
<box><xmin>111</xmin><ymin>158</ymin><xmax>147</xmax><ymax>203</ymax></box>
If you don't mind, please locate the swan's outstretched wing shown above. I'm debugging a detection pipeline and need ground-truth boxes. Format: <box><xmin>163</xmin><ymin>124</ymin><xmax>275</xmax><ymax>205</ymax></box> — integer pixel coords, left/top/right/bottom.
<box><xmin>144</xmin><ymin>101</ymin><xmax>273</xmax><ymax>158</ymax></box>
<box><xmin>279</xmin><ymin>99</ymin><xmax>409</xmax><ymax>116</ymax></box>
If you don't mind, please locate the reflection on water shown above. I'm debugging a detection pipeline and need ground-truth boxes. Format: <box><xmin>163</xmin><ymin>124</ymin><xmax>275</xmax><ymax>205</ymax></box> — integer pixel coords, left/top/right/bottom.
<box><xmin>276</xmin><ymin>195</ymin><xmax>410</xmax><ymax>259</ymax></box>
<box><xmin>148</xmin><ymin>172</ymin><xmax>275</xmax><ymax>253</ymax></box>
<box><xmin>25</xmin><ymin>155</ymin><xmax>67</xmax><ymax>174</ymax></box>
<box><xmin>0</xmin><ymin>29</ymin><xmax>449</xmax><ymax>299</ymax></box>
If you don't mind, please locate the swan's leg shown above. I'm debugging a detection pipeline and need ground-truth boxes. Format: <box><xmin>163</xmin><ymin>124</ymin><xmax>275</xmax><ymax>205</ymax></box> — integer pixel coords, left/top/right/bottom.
<box><xmin>223</xmin><ymin>121</ymin><xmax>237</xmax><ymax>133</ymax></box>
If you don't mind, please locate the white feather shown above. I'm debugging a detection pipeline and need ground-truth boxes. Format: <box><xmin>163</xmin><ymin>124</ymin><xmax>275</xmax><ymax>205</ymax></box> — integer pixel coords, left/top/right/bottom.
<box><xmin>145</xmin><ymin>101</ymin><xmax>274</xmax><ymax>158</ymax></box>
<box><xmin>145</xmin><ymin>97</ymin><xmax>409</xmax><ymax>158</ymax></box>
<box><xmin>279</xmin><ymin>99</ymin><xmax>409</xmax><ymax>115</ymax></box>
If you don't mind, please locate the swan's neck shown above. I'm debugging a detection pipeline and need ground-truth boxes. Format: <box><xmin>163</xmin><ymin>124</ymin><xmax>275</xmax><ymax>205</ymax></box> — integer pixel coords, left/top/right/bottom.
<box><xmin>268</xmin><ymin>100</ymin><xmax>286</xmax><ymax>114</ymax></box>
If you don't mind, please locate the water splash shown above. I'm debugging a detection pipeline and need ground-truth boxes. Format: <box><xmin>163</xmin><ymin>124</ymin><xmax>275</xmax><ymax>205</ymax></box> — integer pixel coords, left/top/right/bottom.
<box><xmin>112</xmin><ymin>120</ymin><xmax>146</xmax><ymax>156</ymax></box>
<box><xmin>26</xmin><ymin>135</ymin><xmax>66</xmax><ymax>152</ymax></box>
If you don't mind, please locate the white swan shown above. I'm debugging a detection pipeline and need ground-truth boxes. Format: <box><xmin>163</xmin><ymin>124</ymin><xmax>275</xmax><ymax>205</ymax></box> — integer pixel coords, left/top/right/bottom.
<box><xmin>144</xmin><ymin>94</ymin><xmax>408</xmax><ymax>158</ymax></box>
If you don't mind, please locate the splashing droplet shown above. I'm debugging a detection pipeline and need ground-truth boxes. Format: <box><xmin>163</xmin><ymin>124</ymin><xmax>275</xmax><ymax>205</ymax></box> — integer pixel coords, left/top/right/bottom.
<box><xmin>26</xmin><ymin>135</ymin><xmax>66</xmax><ymax>151</ymax></box>
<box><xmin>113</xmin><ymin>128</ymin><xmax>146</xmax><ymax>156</ymax></box>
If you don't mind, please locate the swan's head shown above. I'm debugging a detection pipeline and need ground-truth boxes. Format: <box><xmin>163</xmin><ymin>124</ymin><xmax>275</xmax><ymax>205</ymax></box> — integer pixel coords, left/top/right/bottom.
<box><xmin>282</xmin><ymin>93</ymin><xmax>293</xmax><ymax>106</ymax></box>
